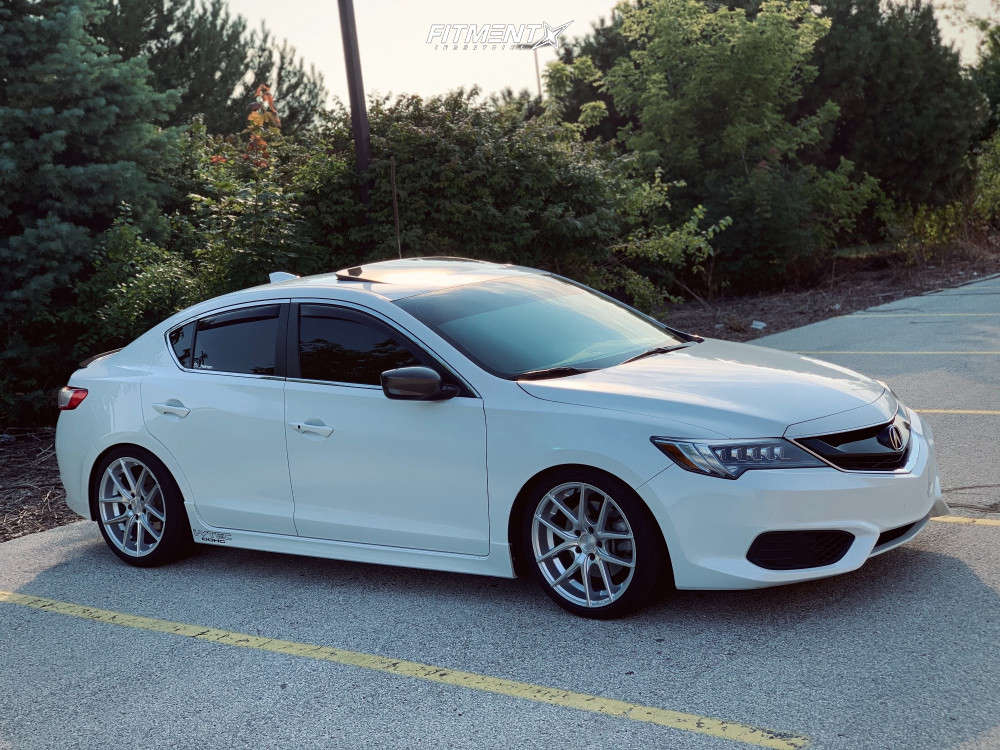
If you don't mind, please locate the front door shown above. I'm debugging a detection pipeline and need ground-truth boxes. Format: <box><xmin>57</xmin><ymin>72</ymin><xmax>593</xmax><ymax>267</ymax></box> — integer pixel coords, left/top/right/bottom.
<box><xmin>284</xmin><ymin>303</ymin><xmax>489</xmax><ymax>555</ymax></box>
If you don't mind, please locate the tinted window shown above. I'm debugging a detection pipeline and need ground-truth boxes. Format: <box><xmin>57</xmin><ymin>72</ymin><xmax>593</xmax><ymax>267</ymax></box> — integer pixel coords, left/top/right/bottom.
<box><xmin>169</xmin><ymin>322</ymin><xmax>195</xmax><ymax>368</ymax></box>
<box><xmin>192</xmin><ymin>305</ymin><xmax>280</xmax><ymax>375</ymax></box>
<box><xmin>298</xmin><ymin>305</ymin><xmax>423</xmax><ymax>385</ymax></box>
<box><xmin>395</xmin><ymin>275</ymin><xmax>681</xmax><ymax>378</ymax></box>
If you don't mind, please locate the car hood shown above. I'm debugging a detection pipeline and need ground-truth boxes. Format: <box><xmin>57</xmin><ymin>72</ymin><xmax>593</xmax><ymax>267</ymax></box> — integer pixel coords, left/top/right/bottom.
<box><xmin>517</xmin><ymin>338</ymin><xmax>888</xmax><ymax>439</ymax></box>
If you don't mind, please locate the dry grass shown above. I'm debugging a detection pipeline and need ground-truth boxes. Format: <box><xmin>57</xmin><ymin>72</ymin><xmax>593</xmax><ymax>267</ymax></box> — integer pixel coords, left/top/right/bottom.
<box><xmin>0</xmin><ymin>429</ymin><xmax>78</xmax><ymax>543</ymax></box>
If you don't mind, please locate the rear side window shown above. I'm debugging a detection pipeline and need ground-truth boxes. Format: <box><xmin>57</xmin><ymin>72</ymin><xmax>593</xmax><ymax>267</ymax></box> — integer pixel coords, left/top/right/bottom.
<box><xmin>169</xmin><ymin>322</ymin><xmax>195</xmax><ymax>368</ymax></box>
<box><xmin>190</xmin><ymin>305</ymin><xmax>281</xmax><ymax>375</ymax></box>
<box><xmin>298</xmin><ymin>305</ymin><xmax>423</xmax><ymax>385</ymax></box>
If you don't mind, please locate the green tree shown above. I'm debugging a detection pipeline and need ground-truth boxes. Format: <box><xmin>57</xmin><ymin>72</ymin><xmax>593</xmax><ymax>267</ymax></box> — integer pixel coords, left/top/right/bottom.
<box><xmin>974</xmin><ymin>24</ymin><xmax>1000</xmax><ymax>139</ymax></box>
<box><xmin>93</xmin><ymin>0</ymin><xmax>327</xmax><ymax>134</ymax></box>
<box><xmin>0</xmin><ymin>0</ymin><xmax>176</xmax><ymax>422</ymax></box>
<box><xmin>801</xmin><ymin>0</ymin><xmax>983</xmax><ymax>206</ymax></box>
<box><xmin>579</xmin><ymin>0</ymin><xmax>879</xmax><ymax>289</ymax></box>
<box><xmin>556</xmin><ymin>12</ymin><xmax>636</xmax><ymax>142</ymax></box>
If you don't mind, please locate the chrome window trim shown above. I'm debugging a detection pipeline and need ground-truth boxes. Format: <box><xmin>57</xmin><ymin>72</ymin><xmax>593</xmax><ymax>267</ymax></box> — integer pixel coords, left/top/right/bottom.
<box><xmin>290</xmin><ymin>297</ymin><xmax>482</xmax><ymax>399</ymax></box>
<box><xmin>164</xmin><ymin>298</ymin><xmax>290</xmax><ymax>378</ymax></box>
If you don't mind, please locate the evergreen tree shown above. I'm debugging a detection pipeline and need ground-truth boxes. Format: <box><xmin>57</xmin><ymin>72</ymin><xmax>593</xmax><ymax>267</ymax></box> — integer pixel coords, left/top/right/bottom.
<box><xmin>0</xmin><ymin>0</ymin><xmax>176</xmax><ymax>421</ymax></box>
<box><xmin>973</xmin><ymin>25</ymin><xmax>1000</xmax><ymax>139</ymax></box>
<box><xmin>92</xmin><ymin>0</ymin><xmax>328</xmax><ymax>134</ymax></box>
<box><xmin>800</xmin><ymin>0</ymin><xmax>983</xmax><ymax>206</ymax></box>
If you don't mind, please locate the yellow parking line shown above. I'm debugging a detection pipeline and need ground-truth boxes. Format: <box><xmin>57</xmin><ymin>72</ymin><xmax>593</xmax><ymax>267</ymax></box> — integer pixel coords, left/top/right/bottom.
<box><xmin>851</xmin><ymin>313</ymin><xmax>1000</xmax><ymax>317</ymax></box>
<box><xmin>916</xmin><ymin>409</ymin><xmax>1000</xmax><ymax>415</ymax></box>
<box><xmin>931</xmin><ymin>516</ymin><xmax>1000</xmax><ymax>527</ymax></box>
<box><xmin>0</xmin><ymin>590</ymin><xmax>809</xmax><ymax>750</ymax></box>
<box><xmin>796</xmin><ymin>351</ymin><xmax>1000</xmax><ymax>355</ymax></box>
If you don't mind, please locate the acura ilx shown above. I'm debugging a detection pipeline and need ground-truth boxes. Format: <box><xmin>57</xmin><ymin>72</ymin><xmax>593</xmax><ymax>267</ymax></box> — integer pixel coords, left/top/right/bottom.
<box><xmin>55</xmin><ymin>258</ymin><xmax>948</xmax><ymax>617</ymax></box>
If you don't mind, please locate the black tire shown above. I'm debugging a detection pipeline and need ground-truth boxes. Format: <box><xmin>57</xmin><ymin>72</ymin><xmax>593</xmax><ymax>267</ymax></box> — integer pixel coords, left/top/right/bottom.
<box><xmin>517</xmin><ymin>467</ymin><xmax>669</xmax><ymax>619</ymax></box>
<box><xmin>91</xmin><ymin>446</ymin><xmax>192</xmax><ymax>567</ymax></box>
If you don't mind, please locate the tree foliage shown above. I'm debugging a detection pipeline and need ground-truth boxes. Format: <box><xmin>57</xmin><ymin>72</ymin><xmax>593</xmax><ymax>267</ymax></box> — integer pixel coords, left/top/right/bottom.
<box><xmin>801</xmin><ymin>0</ymin><xmax>983</xmax><ymax>206</ymax></box>
<box><xmin>0</xmin><ymin>0</ymin><xmax>176</xmax><ymax>421</ymax></box>
<box><xmin>557</xmin><ymin>0</ymin><xmax>879</xmax><ymax>289</ymax></box>
<box><xmin>92</xmin><ymin>0</ymin><xmax>327</xmax><ymax>133</ymax></box>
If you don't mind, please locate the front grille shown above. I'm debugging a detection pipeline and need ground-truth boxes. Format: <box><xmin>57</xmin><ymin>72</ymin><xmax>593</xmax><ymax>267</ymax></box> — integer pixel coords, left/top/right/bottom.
<box><xmin>746</xmin><ymin>530</ymin><xmax>855</xmax><ymax>570</ymax></box>
<box><xmin>875</xmin><ymin>521</ymin><xmax>918</xmax><ymax>548</ymax></box>
<box><xmin>795</xmin><ymin>409</ymin><xmax>911</xmax><ymax>472</ymax></box>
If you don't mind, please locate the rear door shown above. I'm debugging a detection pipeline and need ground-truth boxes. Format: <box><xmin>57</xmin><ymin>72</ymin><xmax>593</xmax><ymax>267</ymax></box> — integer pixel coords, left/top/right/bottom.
<box><xmin>143</xmin><ymin>302</ymin><xmax>295</xmax><ymax>535</ymax></box>
<box><xmin>284</xmin><ymin>302</ymin><xmax>490</xmax><ymax>554</ymax></box>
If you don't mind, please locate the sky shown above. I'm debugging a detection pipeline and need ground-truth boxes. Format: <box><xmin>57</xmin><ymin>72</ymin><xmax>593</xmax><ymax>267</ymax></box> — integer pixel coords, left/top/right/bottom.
<box><xmin>225</xmin><ymin>0</ymin><xmax>998</xmax><ymax>106</ymax></box>
<box><xmin>225</xmin><ymin>0</ymin><xmax>621</xmax><ymax>104</ymax></box>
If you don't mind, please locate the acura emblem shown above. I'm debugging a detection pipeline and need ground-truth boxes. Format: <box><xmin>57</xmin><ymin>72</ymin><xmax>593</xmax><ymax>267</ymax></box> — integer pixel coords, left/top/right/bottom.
<box><xmin>887</xmin><ymin>424</ymin><xmax>904</xmax><ymax>451</ymax></box>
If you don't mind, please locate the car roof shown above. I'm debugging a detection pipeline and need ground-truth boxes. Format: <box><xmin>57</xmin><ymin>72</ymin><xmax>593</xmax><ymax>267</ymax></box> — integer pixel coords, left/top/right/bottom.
<box><xmin>260</xmin><ymin>257</ymin><xmax>543</xmax><ymax>301</ymax></box>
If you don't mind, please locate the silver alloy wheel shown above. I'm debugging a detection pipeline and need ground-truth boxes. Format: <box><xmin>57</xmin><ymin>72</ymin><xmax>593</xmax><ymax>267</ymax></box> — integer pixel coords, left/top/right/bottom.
<box><xmin>531</xmin><ymin>482</ymin><xmax>636</xmax><ymax>608</ymax></box>
<box><xmin>98</xmin><ymin>457</ymin><xmax>166</xmax><ymax>557</ymax></box>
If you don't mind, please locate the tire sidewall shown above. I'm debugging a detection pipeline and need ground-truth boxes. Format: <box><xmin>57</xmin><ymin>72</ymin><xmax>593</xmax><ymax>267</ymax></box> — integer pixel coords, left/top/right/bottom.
<box><xmin>92</xmin><ymin>446</ymin><xmax>192</xmax><ymax>568</ymax></box>
<box><xmin>517</xmin><ymin>467</ymin><xmax>667</xmax><ymax>619</ymax></box>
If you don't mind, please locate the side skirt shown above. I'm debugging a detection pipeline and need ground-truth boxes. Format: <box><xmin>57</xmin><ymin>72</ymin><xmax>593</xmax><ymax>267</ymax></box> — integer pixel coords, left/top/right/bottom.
<box><xmin>185</xmin><ymin>508</ymin><xmax>515</xmax><ymax>579</ymax></box>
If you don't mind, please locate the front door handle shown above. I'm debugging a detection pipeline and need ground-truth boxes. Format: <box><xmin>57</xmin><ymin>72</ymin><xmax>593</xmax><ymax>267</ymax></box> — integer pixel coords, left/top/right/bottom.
<box><xmin>152</xmin><ymin>401</ymin><xmax>190</xmax><ymax>418</ymax></box>
<box><xmin>289</xmin><ymin>421</ymin><xmax>334</xmax><ymax>437</ymax></box>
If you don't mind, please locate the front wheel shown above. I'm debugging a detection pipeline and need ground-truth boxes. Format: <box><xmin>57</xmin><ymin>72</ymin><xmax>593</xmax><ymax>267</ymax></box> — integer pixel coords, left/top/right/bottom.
<box><xmin>518</xmin><ymin>469</ymin><xmax>668</xmax><ymax>619</ymax></box>
<box><xmin>93</xmin><ymin>447</ymin><xmax>192</xmax><ymax>567</ymax></box>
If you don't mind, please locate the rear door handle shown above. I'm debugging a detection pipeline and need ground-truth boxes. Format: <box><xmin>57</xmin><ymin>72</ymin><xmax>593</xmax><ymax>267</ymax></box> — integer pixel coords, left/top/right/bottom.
<box><xmin>289</xmin><ymin>421</ymin><xmax>334</xmax><ymax>437</ymax></box>
<box><xmin>152</xmin><ymin>401</ymin><xmax>190</xmax><ymax>418</ymax></box>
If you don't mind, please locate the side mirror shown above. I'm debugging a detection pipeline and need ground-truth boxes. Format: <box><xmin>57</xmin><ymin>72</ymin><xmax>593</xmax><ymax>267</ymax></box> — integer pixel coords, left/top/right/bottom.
<box><xmin>381</xmin><ymin>366</ymin><xmax>458</xmax><ymax>400</ymax></box>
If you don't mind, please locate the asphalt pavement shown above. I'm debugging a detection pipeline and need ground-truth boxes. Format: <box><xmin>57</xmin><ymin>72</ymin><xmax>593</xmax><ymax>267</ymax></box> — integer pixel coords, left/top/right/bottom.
<box><xmin>2</xmin><ymin>275</ymin><xmax>999</xmax><ymax>750</ymax></box>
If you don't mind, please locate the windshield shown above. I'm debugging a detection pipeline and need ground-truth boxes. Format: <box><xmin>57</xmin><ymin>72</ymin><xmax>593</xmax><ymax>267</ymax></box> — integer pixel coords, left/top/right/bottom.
<box><xmin>395</xmin><ymin>275</ymin><xmax>683</xmax><ymax>379</ymax></box>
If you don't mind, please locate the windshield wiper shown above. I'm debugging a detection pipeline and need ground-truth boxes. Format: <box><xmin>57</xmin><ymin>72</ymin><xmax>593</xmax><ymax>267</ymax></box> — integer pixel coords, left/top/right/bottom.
<box><xmin>619</xmin><ymin>343</ymin><xmax>691</xmax><ymax>366</ymax></box>
<box><xmin>515</xmin><ymin>366</ymin><xmax>596</xmax><ymax>381</ymax></box>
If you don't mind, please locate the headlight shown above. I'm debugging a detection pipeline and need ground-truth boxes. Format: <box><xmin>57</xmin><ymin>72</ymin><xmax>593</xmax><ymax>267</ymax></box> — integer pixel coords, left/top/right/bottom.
<box><xmin>650</xmin><ymin>437</ymin><xmax>826</xmax><ymax>479</ymax></box>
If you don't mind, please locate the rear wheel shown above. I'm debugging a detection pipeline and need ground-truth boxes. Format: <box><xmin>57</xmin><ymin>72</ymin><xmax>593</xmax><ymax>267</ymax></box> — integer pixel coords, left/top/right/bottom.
<box><xmin>93</xmin><ymin>447</ymin><xmax>191</xmax><ymax>567</ymax></box>
<box><xmin>518</xmin><ymin>468</ymin><xmax>667</xmax><ymax>618</ymax></box>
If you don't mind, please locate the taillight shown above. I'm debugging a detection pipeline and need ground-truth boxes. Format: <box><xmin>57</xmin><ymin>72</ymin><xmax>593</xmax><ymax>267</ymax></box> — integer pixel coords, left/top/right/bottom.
<box><xmin>57</xmin><ymin>387</ymin><xmax>88</xmax><ymax>410</ymax></box>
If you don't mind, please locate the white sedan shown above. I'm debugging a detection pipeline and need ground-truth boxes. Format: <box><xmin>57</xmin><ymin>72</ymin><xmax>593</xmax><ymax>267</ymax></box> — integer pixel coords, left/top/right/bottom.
<box><xmin>55</xmin><ymin>258</ymin><xmax>948</xmax><ymax>617</ymax></box>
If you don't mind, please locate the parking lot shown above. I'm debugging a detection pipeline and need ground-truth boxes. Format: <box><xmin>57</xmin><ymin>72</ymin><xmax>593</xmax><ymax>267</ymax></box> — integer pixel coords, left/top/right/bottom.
<box><xmin>2</xmin><ymin>275</ymin><xmax>999</xmax><ymax>750</ymax></box>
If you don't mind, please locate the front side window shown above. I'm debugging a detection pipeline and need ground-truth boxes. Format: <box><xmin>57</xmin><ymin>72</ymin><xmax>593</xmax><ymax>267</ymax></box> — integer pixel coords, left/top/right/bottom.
<box><xmin>190</xmin><ymin>305</ymin><xmax>281</xmax><ymax>375</ymax></box>
<box><xmin>298</xmin><ymin>305</ymin><xmax>424</xmax><ymax>385</ymax></box>
<box><xmin>395</xmin><ymin>275</ymin><xmax>682</xmax><ymax>378</ymax></box>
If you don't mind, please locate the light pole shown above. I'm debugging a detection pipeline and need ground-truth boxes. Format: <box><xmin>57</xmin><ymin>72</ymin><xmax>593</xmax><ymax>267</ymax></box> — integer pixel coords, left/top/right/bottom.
<box><xmin>338</xmin><ymin>0</ymin><xmax>371</xmax><ymax>205</ymax></box>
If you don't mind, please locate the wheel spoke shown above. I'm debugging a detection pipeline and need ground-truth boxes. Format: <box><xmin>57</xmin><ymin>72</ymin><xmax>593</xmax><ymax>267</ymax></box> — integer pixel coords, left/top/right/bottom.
<box><xmin>596</xmin><ymin>558</ymin><xmax>614</xmax><ymax>596</ymax></box>
<box><xmin>108</xmin><ymin>471</ymin><xmax>131</xmax><ymax>500</ymax></box>
<box><xmin>104</xmin><ymin>511</ymin><xmax>130</xmax><ymax>525</ymax></box>
<box><xmin>550</xmin><ymin>557</ymin><xmax>581</xmax><ymax>588</ymax></box>
<box><xmin>140</xmin><ymin>516</ymin><xmax>162</xmax><ymax>541</ymax></box>
<box><xmin>535</xmin><ymin>514</ymin><xmax>576</xmax><ymax>542</ymax></box>
<box><xmin>118</xmin><ymin>459</ymin><xmax>138</xmax><ymax>495</ymax></box>
<box><xmin>595</xmin><ymin>497</ymin><xmax>610</xmax><ymax>534</ymax></box>
<box><xmin>123</xmin><ymin>516</ymin><xmax>137</xmax><ymax>551</ymax></box>
<box><xmin>597</xmin><ymin>548</ymin><xmax>635</xmax><ymax>568</ymax></box>
<box><xmin>577</xmin><ymin>484</ymin><xmax>588</xmax><ymax>527</ymax></box>
<box><xmin>99</xmin><ymin>495</ymin><xmax>124</xmax><ymax>505</ymax></box>
<box><xmin>135</xmin><ymin>468</ymin><xmax>150</xmax><ymax>498</ymax></box>
<box><xmin>144</xmin><ymin>503</ymin><xmax>165</xmax><ymax>521</ymax></box>
<box><xmin>546</xmin><ymin>493</ymin><xmax>577</xmax><ymax>528</ymax></box>
<box><xmin>582</xmin><ymin>559</ymin><xmax>593</xmax><ymax>606</ymax></box>
<box><xmin>535</xmin><ymin>540</ymin><xmax>574</xmax><ymax>564</ymax></box>
<box><xmin>596</xmin><ymin>530</ymin><xmax>631</xmax><ymax>541</ymax></box>
<box><xmin>136</xmin><ymin>519</ymin><xmax>145</xmax><ymax>550</ymax></box>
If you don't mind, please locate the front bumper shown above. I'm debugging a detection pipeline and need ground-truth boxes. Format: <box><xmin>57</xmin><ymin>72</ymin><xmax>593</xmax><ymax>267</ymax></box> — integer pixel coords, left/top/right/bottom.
<box><xmin>638</xmin><ymin>411</ymin><xmax>945</xmax><ymax>590</ymax></box>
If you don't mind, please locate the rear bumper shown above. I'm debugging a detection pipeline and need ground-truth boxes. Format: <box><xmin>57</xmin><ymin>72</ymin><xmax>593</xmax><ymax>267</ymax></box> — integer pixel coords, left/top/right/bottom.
<box><xmin>638</xmin><ymin>411</ymin><xmax>944</xmax><ymax>590</ymax></box>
